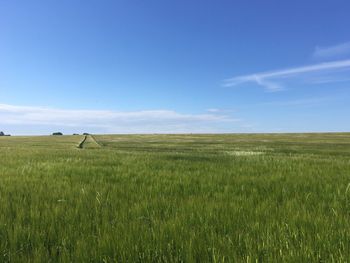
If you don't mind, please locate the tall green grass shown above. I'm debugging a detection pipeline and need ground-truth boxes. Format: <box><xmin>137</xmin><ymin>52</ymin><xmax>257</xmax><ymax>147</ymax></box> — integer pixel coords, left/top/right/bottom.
<box><xmin>0</xmin><ymin>133</ymin><xmax>350</xmax><ymax>262</ymax></box>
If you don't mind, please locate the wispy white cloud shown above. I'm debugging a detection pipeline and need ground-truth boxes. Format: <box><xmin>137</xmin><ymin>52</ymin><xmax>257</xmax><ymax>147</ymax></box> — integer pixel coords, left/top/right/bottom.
<box><xmin>224</xmin><ymin>59</ymin><xmax>350</xmax><ymax>91</ymax></box>
<box><xmin>0</xmin><ymin>103</ymin><xmax>239</xmax><ymax>135</ymax></box>
<box><xmin>313</xmin><ymin>42</ymin><xmax>350</xmax><ymax>59</ymax></box>
<box><xmin>251</xmin><ymin>76</ymin><xmax>283</xmax><ymax>92</ymax></box>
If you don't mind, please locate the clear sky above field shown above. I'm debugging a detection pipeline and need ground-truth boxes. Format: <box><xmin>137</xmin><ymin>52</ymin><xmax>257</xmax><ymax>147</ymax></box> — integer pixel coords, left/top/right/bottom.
<box><xmin>1</xmin><ymin>0</ymin><xmax>350</xmax><ymax>134</ymax></box>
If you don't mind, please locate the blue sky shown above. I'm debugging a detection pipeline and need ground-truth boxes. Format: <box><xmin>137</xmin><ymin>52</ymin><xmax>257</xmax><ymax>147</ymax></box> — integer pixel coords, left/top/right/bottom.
<box><xmin>1</xmin><ymin>0</ymin><xmax>350</xmax><ymax>134</ymax></box>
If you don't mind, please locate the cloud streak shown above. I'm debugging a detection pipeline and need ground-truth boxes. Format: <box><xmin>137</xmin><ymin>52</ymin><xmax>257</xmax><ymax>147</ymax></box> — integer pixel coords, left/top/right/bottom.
<box><xmin>313</xmin><ymin>42</ymin><xmax>350</xmax><ymax>59</ymax></box>
<box><xmin>224</xmin><ymin>59</ymin><xmax>350</xmax><ymax>91</ymax></box>
<box><xmin>0</xmin><ymin>103</ymin><xmax>239</xmax><ymax>135</ymax></box>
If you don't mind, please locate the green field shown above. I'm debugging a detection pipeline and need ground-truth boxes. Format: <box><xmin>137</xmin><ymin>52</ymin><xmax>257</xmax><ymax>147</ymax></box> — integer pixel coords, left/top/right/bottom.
<box><xmin>1</xmin><ymin>133</ymin><xmax>350</xmax><ymax>262</ymax></box>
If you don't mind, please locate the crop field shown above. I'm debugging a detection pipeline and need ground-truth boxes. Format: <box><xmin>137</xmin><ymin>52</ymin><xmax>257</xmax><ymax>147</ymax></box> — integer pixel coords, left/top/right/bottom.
<box><xmin>0</xmin><ymin>133</ymin><xmax>350</xmax><ymax>262</ymax></box>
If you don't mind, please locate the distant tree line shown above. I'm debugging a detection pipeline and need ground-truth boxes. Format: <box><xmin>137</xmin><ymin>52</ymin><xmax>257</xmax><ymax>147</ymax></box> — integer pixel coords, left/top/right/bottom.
<box><xmin>52</xmin><ymin>132</ymin><xmax>90</xmax><ymax>136</ymax></box>
<box><xmin>0</xmin><ymin>131</ymin><xmax>11</xmax><ymax>136</ymax></box>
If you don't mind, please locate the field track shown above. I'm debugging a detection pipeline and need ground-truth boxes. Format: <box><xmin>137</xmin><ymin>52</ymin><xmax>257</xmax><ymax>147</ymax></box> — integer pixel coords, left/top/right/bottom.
<box><xmin>77</xmin><ymin>135</ymin><xmax>87</xmax><ymax>148</ymax></box>
<box><xmin>90</xmin><ymin>134</ymin><xmax>102</xmax><ymax>147</ymax></box>
<box><xmin>77</xmin><ymin>134</ymin><xmax>102</xmax><ymax>149</ymax></box>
